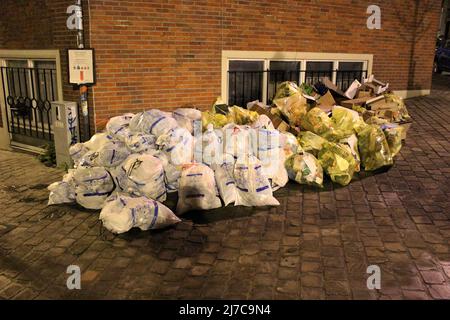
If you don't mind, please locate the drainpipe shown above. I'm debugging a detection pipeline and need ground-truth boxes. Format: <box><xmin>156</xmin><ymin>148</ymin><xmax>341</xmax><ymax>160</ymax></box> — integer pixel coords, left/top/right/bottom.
<box><xmin>76</xmin><ymin>0</ymin><xmax>84</xmax><ymax>49</ymax></box>
<box><xmin>75</xmin><ymin>0</ymin><xmax>91</xmax><ymax>141</ymax></box>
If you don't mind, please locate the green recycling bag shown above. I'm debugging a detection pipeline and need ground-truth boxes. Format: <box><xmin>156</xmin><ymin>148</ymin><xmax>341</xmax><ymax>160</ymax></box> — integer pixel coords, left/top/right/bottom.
<box><xmin>285</xmin><ymin>152</ymin><xmax>323</xmax><ymax>188</ymax></box>
<box><xmin>318</xmin><ymin>142</ymin><xmax>357</xmax><ymax>186</ymax></box>
<box><xmin>357</xmin><ymin>124</ymin><xmax>393</xmax><ymax>171</ymax></box>
<box><xmin>298</xmin><ymin>131</ymin><xmax>328</xmax><ymax>157</ymax></box>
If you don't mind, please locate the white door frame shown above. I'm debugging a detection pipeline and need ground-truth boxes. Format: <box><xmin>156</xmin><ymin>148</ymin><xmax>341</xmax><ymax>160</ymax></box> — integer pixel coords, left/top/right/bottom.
<box><xmin>0</xmin><ymin>49</ymin><xmax>63</xmax><ymax>150</ymax></box>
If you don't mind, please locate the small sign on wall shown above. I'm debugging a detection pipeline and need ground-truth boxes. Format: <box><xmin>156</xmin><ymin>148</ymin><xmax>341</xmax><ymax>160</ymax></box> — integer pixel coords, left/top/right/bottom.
<box><xmin>67</xmin><ymin>48</ymin><xmax>96</xmax><ymax>85</ymax></box>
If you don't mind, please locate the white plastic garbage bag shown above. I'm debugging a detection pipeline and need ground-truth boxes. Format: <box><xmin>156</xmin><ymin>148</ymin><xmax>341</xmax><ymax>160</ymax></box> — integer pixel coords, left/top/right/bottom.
<box><xmin>256</xmin><ymin>129</ymin><xmax>288</xmax><ymax>190</ymax></box>
<box><xmin>106</xmin><ymin>113</ymin><xmax>134</xmax><ymax>141</ymax></box>
<box><xmin>95</xmin><ymin>140</ymin><xmax>130</xmax><ymax>167</ymax></box>
<box><xmin>280</xmin><ymin>132</ymin><xmax>299</xmax><ymax>159</ymax></box>
<box><xmin>47</xmin><ymin>169</ymin><xmax>76</xmax><ymax>205</ymax></box>
<box><xmin>78</xmin><ymin>150</ymin><xmax>100</xmax><ymax>168</ymax></box>
<box><xmin>251</xmin><ymin>114</ymin><xmax>275</xmax><ymax>131</ymax></box>
<box><xmin>177</xmin><ymin>163</ymin><xmax>222</xmax><ymax>214</ymax></box>
<box><xmin>233</xmin><ymin>154</ymin><xmax>280</xmax><ymax>207</ymax></box>
<box><xmin>148</xmin><ymin>150</ymin><xmax>181</xmax><ymax>193</ymax></box>
<box><xmin>129</xmin><ymin>111</ymin><xmax>153</xmax><ymax>133</ymax></box>
<box><xmin>100</xmin><ymin>194</ymin><xmax>181</xmax><ymax>234</ymax></box>
<box><xmin>157</xmin><ymin>127</ymin><xmax>194</xmax><ymax>165</ymax></box>
<box><xmin>194</xmin><ymin>124</ymin><xmax>223</xmax><ymax>166</ymax></box>
<box><xmin>48</xmin><ymin>182</ymin><xmax>75</xmax><ymax>205</ymax></box>
<box><xmin>125</xmin><ymin>132</ymin><xmax>156</xmax><ymax>153</ymax></box>
<box><xmin>121</xmin><ymin>154</ymin><xmax>167</xmax><ymax>202</ymax></box>
<box><xmin>148</xmin><ymin>115</ymin><xmax>179</xmax><ymax>138</ymax></box>
<box><xmin>69</xmin><ymin>143</ymin><xmax>88</xmax><ymax>166</ymax></box>
<box><xmin>223</xmin><ymin>123</ymin><xmax>255</xmax><ymax>158</ymax></box>
<box><xmin>173</xmin><ymin>108</ymin><xmax>202</xmax><ymax>134</ymax></box>
<box><xmin>73</xmin><ymin>167</ymin><xmax>114</xmax><ymax>209</ymax></box>
<box><xmin>212</xmin><ymin>153</ymin><xmax>237</xmax><ymax>206</ymax></box>
<box><xmin>129</xmin><ymin>110</ymin><xmax>172</xmax><ymax>133</ymax></box>
<box><xmin>108</xmin><ymin>165</ymin><xmax>128</xmax><ymax>192</ymax></box>
<box><xmin>261</xmin><ymin>149</ymin><xmax>289</xmax><ymax>191</ymax></box>
<box><xmin>83</xmin><ymin>132</ymin><xmax>114</xmax><ymax>151</ymax></box>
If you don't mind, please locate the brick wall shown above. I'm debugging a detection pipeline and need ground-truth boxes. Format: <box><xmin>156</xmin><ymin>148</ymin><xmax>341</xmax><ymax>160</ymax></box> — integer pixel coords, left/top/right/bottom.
<box><xmin>89</xmin><ymin>0</ymin><xmax>441</xmax><ymax>129</ymax></box>
<box><xmin>1</xmin><ymin>0</ymin><xmax>442</xmax><ymax>132</ymax></box>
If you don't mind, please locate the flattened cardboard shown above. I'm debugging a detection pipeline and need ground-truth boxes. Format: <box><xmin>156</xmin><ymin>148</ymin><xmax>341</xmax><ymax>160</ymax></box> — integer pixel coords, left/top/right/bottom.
<box><xmin>365</xmin><ymin>95</ymin><xmax>385</xmax><ymax>106</ymax></box>
<box><xmin>370</xmin><ymin>101</ymin><xmax>398</xmax><ymax>111</ymax></box>
<box><xmin>321</xmin><ymin>77</ymin><xmax>348</xmax><ymax>102</ymax></box>
<box><xmin>341</xmin><ymin>96</ymin><xmax>374</xmax><ymax>108</ymax></box>
<box><xmin>356</xmin><ymin>90</ymin><xmax>372</xmax><ymax>98</ymax></box>
<box><xmin>344</xmin><ymin>80</ymin><xmax>362</xmax><ymax>99</ymax></box>
<box><xmin>360</xmin><ymin>83</ymin><xmax>379</xmax><ymax>94</ymax></box>
<box><xmin>318</xmin><ymin>91</ymin><xmax>336</xmax><ymax>113</ymax></box>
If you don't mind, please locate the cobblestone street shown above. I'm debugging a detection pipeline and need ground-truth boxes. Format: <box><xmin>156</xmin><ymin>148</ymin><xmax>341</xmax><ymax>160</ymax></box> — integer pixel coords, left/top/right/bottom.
<box><xmin>0</xmin><ymin>75</ymin><xmax>450</xmax><ymax>300</ymax></box>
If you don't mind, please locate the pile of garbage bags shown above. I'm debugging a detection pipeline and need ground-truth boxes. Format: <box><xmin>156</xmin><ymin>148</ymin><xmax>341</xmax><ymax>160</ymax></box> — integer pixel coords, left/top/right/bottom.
<box><xmin>48</xmin><ymin>75</ymin><xmax>410</xmax><ymax>235</ymax></box>
<box><xmin>48</xmin><ymin>105</ymin><xmax>294</xmax><ymax>234</ymax></box>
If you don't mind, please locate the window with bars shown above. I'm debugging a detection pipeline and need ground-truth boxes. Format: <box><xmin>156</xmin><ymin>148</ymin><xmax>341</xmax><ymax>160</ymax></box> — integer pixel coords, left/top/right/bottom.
<box><xmin>226</xmin><ymin>58</ymin><xmax>368</xmax><ymax>107</ymax></box>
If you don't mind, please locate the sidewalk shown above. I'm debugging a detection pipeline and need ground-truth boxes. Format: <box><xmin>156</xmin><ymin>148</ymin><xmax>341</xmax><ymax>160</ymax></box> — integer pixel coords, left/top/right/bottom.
<box><xmin>0</xmin><ymin>75</ymin><xmax>449</xmax><ymax>300</ymax></box>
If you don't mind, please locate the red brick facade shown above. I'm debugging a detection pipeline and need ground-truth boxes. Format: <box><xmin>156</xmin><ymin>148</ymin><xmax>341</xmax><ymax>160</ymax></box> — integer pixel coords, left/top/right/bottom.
<box><xmin>0</xmin><ymin>0</ymin><xmax>442</xmax><ymax>132</ymax></box>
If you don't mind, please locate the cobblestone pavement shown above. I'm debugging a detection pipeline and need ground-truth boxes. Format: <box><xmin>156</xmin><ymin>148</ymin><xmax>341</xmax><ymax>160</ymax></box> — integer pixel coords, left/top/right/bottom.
<box><xmin>1</xmin><ymin>76</ymin><xmax>450</xmax><ymax>300</ymax></box>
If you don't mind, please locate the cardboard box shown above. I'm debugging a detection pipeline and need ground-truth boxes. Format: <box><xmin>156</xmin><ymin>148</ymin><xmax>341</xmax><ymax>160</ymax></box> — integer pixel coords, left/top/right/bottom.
<box><xmin>341</xmin><ymin>96</ymin><xmax>374</xmax><ymax>108</ymax></box>
<box><xmin>370</xmin><ymin>101</ymin><xmax>398</xmax><ymax>111</ymax></box>
<box><xmin>317</xmin><ymin>90</ymin><xmax>336</xmax><ymax>113</ymax></box>
<box><xmin>359</xmin><ymin>83</ymin><xmax>379</xmax><ymax>94</ymax></box>
<box><xmin>344</xmin><ymin>80</ymin><xmax>362</xmax><ymax>99</ymax></box>
<box><xmin>356</xmin><ymin>90</ymin><xmax>372</xmax><ymax>98</ymax></box>
<box><xmin>321</xmin><ymin>77</ymin><xmax>348</xmax><ymax>102</ymax></box>
<box><xmin>366</xmin><ymin>96</ymin><xmax>399</xmax><ymax>111</ymax></box>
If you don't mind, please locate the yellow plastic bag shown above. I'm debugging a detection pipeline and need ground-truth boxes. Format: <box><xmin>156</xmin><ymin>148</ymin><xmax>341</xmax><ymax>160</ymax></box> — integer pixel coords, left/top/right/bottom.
<box><xmin>382</xmin><ymin>124</ymin><xmax>405</xmax><ymax>157</ymax></box>
<box><xmin>201</xmin><ymin>111</ymin><xmax>230</xmax><ymax>131</ymax></box>
<box><xmin>385</xmin><ymin>94</ymin><xmax>411</xmax><ymax>122</ymax></box>
<box><xmin>228</xmin><ymin>105</ymin><xmax>259</xmax><ymax>125</ymax></box>
<box><xmin>301</xmin><ymin>107</ymin><xmax>344</xmax><ymax>141</ymax></box>
<box><xmin>340</xmin><ymin>134</ymin><xmax>361</xmax><ymax>172</ymax></box>
<box><xmin>331</xmin><ymin>106</ymin><xmax>364</xmax><ymax>137</ymax></box>
<box><xmin>357</xmin><ymin>124</ymin><xmax>393</xmax><ymax>171</ymax></box>
<box><xmin>273</xmin><ymin>81</ymin><xmax>301</xmax><ymax>100</ymax></box>
<box><xmin>285</xmin><ymin>152</ymin><xmax>324</xmax><ymax>188</ymax></box>
<box><xmin>365</xmin><ymin>116</ymin><xmax>389</xmax><ymax>126</ymax></box>
<box><xmin>273</xmin><ymin>92</ymin><xmax>308</xmax><ymax>127</ymax></box>
<box><xmin>318</xmin><ymin>142</ymin><xmax>357</xmax><ymax>186</ymax></box>
<box><xmin>298</xmin><ymin>131</ymin><xmax>328</xmax><ymax>157</ymax></box>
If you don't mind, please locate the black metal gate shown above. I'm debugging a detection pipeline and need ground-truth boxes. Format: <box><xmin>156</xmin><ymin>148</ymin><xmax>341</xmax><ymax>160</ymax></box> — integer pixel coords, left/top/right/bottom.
<box><xmin>1</xmin><ymin>66</ymin><xmax>57</xmax><ymax>144</ymax></box>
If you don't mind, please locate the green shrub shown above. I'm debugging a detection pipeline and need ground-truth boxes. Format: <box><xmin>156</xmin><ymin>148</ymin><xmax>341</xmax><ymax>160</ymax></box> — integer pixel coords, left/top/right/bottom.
<box><xmin>38</xmin><ymin>142</ymin><xmax>56</xmax><ymax>167</ymax></box>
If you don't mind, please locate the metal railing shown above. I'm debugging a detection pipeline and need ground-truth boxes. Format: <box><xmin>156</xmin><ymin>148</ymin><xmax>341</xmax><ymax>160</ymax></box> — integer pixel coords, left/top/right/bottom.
<box><xmin>1</xmin><ymin>66</ymin><xmax>57</xmax><ymax>141</ymax></box>
<box><xmin>227</xmin><ymin>69</ymin><xmax>368</xmax><ymax>107</ymax></box>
